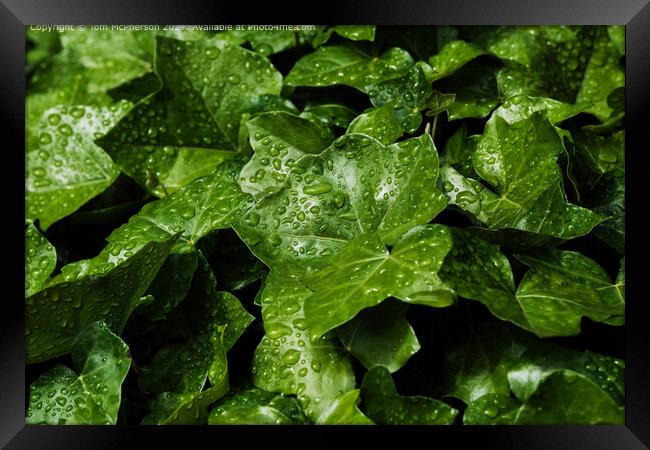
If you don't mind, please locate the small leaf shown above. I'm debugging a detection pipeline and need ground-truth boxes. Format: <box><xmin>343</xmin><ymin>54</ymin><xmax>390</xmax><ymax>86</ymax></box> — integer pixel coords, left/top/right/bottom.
<box><xmin>25</xmin><ymin>224</ymin><xmax>57</xmax><ymax>297</ymax></box>
<box><xmin>361</xmin><ymin>366</ymin><xmax>458</xmax><ymax>425</ymax></box>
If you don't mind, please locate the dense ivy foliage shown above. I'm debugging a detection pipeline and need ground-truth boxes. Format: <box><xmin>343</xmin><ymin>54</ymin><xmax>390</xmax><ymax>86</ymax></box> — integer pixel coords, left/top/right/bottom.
<box><xmin>25</xmin><ymin>25</ymin><xmax>625</xmax><ymax>425</ymax></box>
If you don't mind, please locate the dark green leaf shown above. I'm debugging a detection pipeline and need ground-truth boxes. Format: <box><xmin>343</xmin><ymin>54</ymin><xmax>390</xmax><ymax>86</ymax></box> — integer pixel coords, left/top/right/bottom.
<box><xmin>337</xmin><ymin>300</ymin><xmax>420</xmax><ymax>373</ymax></box>
<box><xmin>361</xmin><ymin>366</ymin><xmax>458</xmax><ymax>424</ymax></box>
<box><xmin>26</xmin><ymin>322</ymin><xmax>131</xmax><ymax>425</ymax></box>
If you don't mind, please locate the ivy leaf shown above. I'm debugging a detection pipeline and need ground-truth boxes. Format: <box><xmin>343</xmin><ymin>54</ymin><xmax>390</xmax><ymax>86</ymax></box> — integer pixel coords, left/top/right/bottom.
<box><xmin>312</xmin><ymin>26</ymin><xmax>376</xmax><ymax>47</ymax></box>
<box><xmin>303</xmin><ymin>225</ymin><xmax>454</xmax><ymax>339</ymax></box>
<box><xmin>435</xmin><ymin>62</ymin><xmax>499</xmax><ymax>121</ymax></box>
<box><xmin>238</xmin><ymin>112</ymin><xmax>334</xmax><ymax>196</ymax></box>
<box><xmin>217</xmin><ymin>29</ymin><xmax>297</xmax><ymax>56</ymax></box>
<box><xmin>138</xmin><ymin>251</ymin><xmax>199</xmax><ymax>321</ymax></box>
<box><xmin>441</xmin><ymin>111</ymin><xmax>604</xmax><ymax>239</ymax></box>
<box><xmin>443</xmin><ymin>323</ymin><xmax>527</xmax><ymax>404</ymax></box>
<box><xmin>465</xmin><ymin>348</ymin><xmax>624</xmax><ymax>424</ymax></box>
<box><xmin>26</xmin><ymin>322</ymin><xmax>131</xmax><ymax>425</ymax></box>
<box><xmin>141</xmin><ymin>342</ymin><xmax>229</xmax><ymax>425</ymax></box>
<box><xmin>316</xmin><ymin>389</ymin><xmax>374</xmax><ymax>425</ymax></box>
<box><xmin>25</xmin><ymin>235</ymin><xmax>176</xmax><ymax>364</ymax></box>
<box><xmin>514</xmin><ymin>249</ymin><xmax>625</xmax><ymax>336</ymax></box>
<box><xmin>252</xmin><ymin>271</ymin><xmax>356</xmax><ymax>422</ymax></box>
<box><xmin>300</xmin><ymin>103</ymin><xmax>358</xmax><ymax>129</ymax></box>
<box><xmin>58</xmin><ymin>30</ymin><xmax>152</xmax><ymax>94</ymax></box>
<box><xmin>26</xmin><ymin>102</ymin><xmax>132</xmax><ymax>230</ymax></box>
<box><xmin>97</xmin><ymin>36</ymin><xmax>283</xmax><ymax>195</ymax></box>
<box><xmin>233</xmin><ymin>133</ymin><xmax>447</xmax><ymax>270</ymax></box>
<box><xmin>96</xmin><ymin>158</ymin><xmax>252</xmax><ymax>256</ymax></box>
<box><xmin>346</xmin><ymin>105</ymin><xmax>403</xmax><ymax>145</ymax></box>
<box><xmin>439</xmin><ymin>229</ymin><xmax>623</xmax><ymax>337</ymax></box>
<box><xmin>285</xmin><ymin>45</ymin><xmax>414</xmax><ymax>92</ymax></box>
<box><xmin>336</xmin><ymin>300</ymin><xmax>420</xmax><ymax>373</ymax></box>
<box><xmin>25</xmin><ymin>224</ymin><xmax>57</xmax><ymax>297</ymax></box>
<box><xmin>208</xmin><ymin>388</ymin><xmax>309</xmax><ymax>424</ymax></box>
<box><xmin>367</xmin><ymin>63</ymin><xmax>433</xmax><ymax>133</ymax></box>
<box><xmin>360</xmin><ymin>366</ymin><xmax>458</xmax><ymax>425</ymax></box>
<box><xmin>139</xmin><ymin>253</ymin><xmax>253</xmax><ymax>397</ymax></box>
<box><xmin>585</xmin><ymin>169</ymin><xmax>624</xmax><ymax>254</ymax></box>
<box><xmin>428</xmin><ymin>40</ymin><xmax>487</xmax><ymax>81</ymax></box>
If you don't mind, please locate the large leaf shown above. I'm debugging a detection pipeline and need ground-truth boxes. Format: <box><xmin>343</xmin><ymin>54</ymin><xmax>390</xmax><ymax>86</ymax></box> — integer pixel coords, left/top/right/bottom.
<box><xmin>233</xmin><ymin>133</ymin><xmax>447</xmax><ymax>270</ymax></box>
<box><xmin>26</xmin><ymin>102</ymin><xmax>131</xmax><ymax>230</ymax></box>
<box><xmin>440</xmin><ymin>111</ymin><xmax>603</xmax><ymax>239</ymax></box>
<box><xmin>25</xmin><ymin>236</ymin><xmax>176</xmax><ymax>364</ymax></box>
<box><xmin>439</xmin><ymin>229</ymin><xmax>623</xmax><ymax>337</ymax></box>
<box><xmin>285</xmin><ymin>45</ymin><xmax>414</xmax><ymax>92</ymax></box>
<box><xmin>360</xmin><ymin>366</ymin><xmax>458</xmax><ymax>425</ymax></box>
<box><xmin>303</xmin><ymin>225</ymin><xmax>454</xmax><ymax>339</ymax></box>
<box><xmin>252</xmin><ymin>271</ymin><xmax>356</xmax><ymax>421</ymax></box>
<box><xmin>25</xmin><ymin>224</ymin><xmax>57</xmax><ymax>297</ymax></box>
<box><xmin>97</xmin><ymin>36</ymin><xmax>283</xmax><ymax>195</ymax></box>
<box><xmin>337</xmin><ymin>300</ymin><xmax>420</xmax><ymax>373</ymax></box>
<box><xmin>26</xmin><ymin>322</ymin><xmax>131</xmax><ymax>425</ymax></box>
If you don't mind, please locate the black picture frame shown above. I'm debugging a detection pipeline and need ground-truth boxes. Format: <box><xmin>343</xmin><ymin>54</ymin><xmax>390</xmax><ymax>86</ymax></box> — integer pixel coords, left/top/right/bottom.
<box><xmin>2</xmin><ymin>0</ymin><xmax>648</xmax><ymax>448</ymax></box>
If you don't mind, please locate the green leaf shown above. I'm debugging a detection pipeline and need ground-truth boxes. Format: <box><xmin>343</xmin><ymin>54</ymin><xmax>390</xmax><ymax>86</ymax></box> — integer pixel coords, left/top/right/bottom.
<box><xmin>428</xmin><ymin>40</ymin><xmax>486</xmax><ymax>81</ymax></box>
<box><xmin>303</xmin><ymin>225</ymin><xmax>454</xmax><ymax>339</ymax></box>
<box><xmin>436</xmin><ymin>62</ymin><xmax>499</xmax><ymax>121</ymax></box>
<box><xmin>336</xmin><ymin>300</ymin><xmax>420</xmax><ymax>373</ymax></box>
<box><xmin>443</xmin><ymin>323</ymin><xmax>527</xmax><ymax>404</ymax></box>
<box><xmin>26</xmin><ymin>321</ymin><xmax>131</xmax><ymax>425</ymax></box>
<box><xmin>59</xmin><ymin>30</ymin><xmax>152</xmax><ymax>94</ymax></box>
<box><xmin>97</xmin><ymin>36</ymin><xmax>283</xmax><ymax>195</ymax></box>
<box><xmin>312</xmin><ymin>26</ymin><xmax>377</xmax><ymax>47</ymax></box>
<box><xmin>360</xmin><ymin>366</ymin><xmax>458</xmax><ymax>424</ymax></box>
<box><xmin>285</xmin><ymin>45</ymin><xmax>414</xmax><ymax>92</ymax></box>
<box><xmin>514</xmin><ymin>249</ymin><xmax>624</xmax><ymax>336</ymax></box>
<box><xmin>252</xmin><ymin>271</ymin><xmax>356</xmax><ymax>421</ymax></box>
<box><xmin>301</xmin><ymin>103</ymin><xmax>358</xmax><ymax>129</ymax></box>
<box><xmin>439</xmin><ymin>230</ymin><xmax>623</xmax><ymax>337</ymax></box>
<box><xmin>576</xmin><ymin>28</ymin><xmax>625</xmax><ymax>122</ymax></box>
<box><xmin>441</xmin><ymin>111</ymin><xmax>604</xmax><ymax>239</ymax></box>
<box><xmin>440</xmin><ymin>125</ymin><xmax>479</xmax><ymax>178</ymax></box>
<box><xmin>233</xmin><ymin>133</ymin><xmax>447</xmax><ymax>270</ymax></box>
<box><xmin>97</xmin><ymin>158</ymin><xmax>252</xmax><ymax>256</ymax></box>
<box><xmin>138</xmin><ymin>251</ymin><xmax>199</xmax><ymax>321</ymax></box>
<box><xmin>139</xmin><ymin>252</ymin><xmax>251</xmax><ymax>425</ymax></box>
<box><xmin>465</xmin><ymin>347</ymin><xmax>624</xmax><ymax>425</ymax></box>
<box><xmin>346</xmin><ymin>105</ymin><xmax>403</xmax><ymax>144</ymax></box>
<box><xmin>25</xmin><ymin>224</ymin><xmax>57</xmax><ymax>297</ymax></box>
<box><xmin>238</xmin><ymin>112</ymin><xmax>334</xmax><ymax>195</ymax></box>
<box><xmin>142</xmin><ymin>368</ymin><xmax>229</xmax><ymax>424</ymax></box>
<box><xmin>316</xmin><ymin>389</ymin><xmax>374</xmax><ymax>425</ymax></box>
<box><xmin>217</xmin><ymin>29</ymin><xmax>297</xmax><ymax>56</ymax></box>
<box><xmin>26</xmin><ymin>102</ymin><xmax>132</xmax><ymax>230</ymax></box>
<box><xmin>367</xmin><ymin>64</ymin><xmax>433</xmax><ymax>133</ymax></box>
<box><xmin>585</xmin><ymin>169</ymin><xmax>624</xmax><ymax>254</ymax></box>
<box><xmin>25</xmin><ymin>236</ymin><xmax>176</xmax><ymax>364</ymax></box>
<box><xmin>209</xmin><ymin>388</ymin><xmax>309</xmax><ymax>425</ymax></box>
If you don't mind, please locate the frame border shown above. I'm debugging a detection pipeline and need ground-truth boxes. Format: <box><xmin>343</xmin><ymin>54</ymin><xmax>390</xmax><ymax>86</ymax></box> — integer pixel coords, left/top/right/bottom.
<box><xmin>3</xmin><ymin>0</ymin><xmax>648</xmax><ymax>448</ymax></box>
